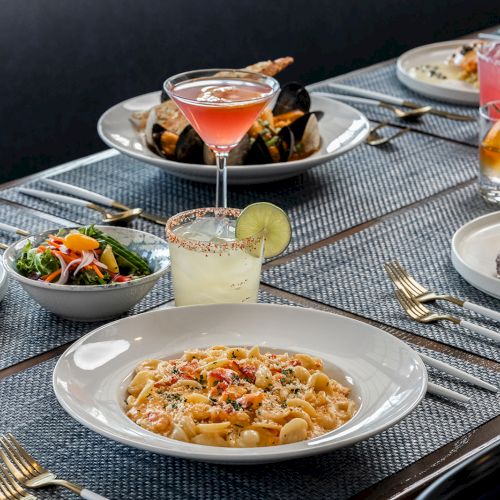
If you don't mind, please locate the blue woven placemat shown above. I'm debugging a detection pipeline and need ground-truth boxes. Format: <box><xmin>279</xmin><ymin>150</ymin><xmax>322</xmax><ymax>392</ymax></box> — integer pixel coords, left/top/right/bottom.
<box><xmin>0</xmin><ymin>345</ymin><xmax>497</xmax><ymax>500</ymax></box>
<box><xmin>0</xmin><ymin>132</ymin><xmax>477</xmax><ymax>255</ymax></box>
<box><xmin>263</xmin><ymin>184</ymin><xmax>500</xmax><ymax>362</ymax></box>
<box><xmin>310</xmin><ymin>62</ymin><xmax>478</xmax><ymax>146</ymax></box>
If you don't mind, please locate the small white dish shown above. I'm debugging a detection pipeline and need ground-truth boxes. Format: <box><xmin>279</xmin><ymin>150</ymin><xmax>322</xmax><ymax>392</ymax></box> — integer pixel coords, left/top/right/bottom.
<box><xmin>451</xmin><ymin>212</ymin><xmax>500</xmax><ymax>299</ymax></box>
<box><xmin>53</xmin><ymin>304</ymin><xmax>427</xmax><ymax>464</ymax></box>
<box><xmin>0</xmin><ymin>258</ymin><xmax>8</xmax><ymax>303</ymax></box>
<box><xmin>3</xmin><ymin>226</ymin><xmax>170</xmax><ymax>321</ymax></box>
<box><xmin>97</xmin><ymin>93</ymin><xmax>370</xmax><ymax>185</ymax></box>
<box><xmin>397</xmin><ymin>40</ymin><xmax>480</xmax><ymax>105</ymax></box>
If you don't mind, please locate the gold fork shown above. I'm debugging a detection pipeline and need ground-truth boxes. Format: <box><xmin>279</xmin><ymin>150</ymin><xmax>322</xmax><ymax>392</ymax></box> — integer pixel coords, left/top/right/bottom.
<box><xmin>385</xmin><ymin>261</ymin><xmax>500</xmax><ymax>323</ymax></box>
<box><xmin>365</xmin><ymin>122</ymin><xmax>410</xmax><ymax>146</ymax></box>
<box><xmin>394</xmin><ymin>290</ymin><xmax>500</xmax><ymax>343</ymax></box>
<box><xmin>0</xmin><ymin>434</ymin><xmax>107</xmax><ymax>500</ymax></box>
<box><xmin>0</xmin><ymin>462</ymin><xmax>36</xmax><ymax>500</ymax></box>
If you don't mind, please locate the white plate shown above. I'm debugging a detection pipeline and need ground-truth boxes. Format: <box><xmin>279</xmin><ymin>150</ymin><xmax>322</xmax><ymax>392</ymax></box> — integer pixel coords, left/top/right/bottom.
<box><xmin>53</xmin><ymin>304</ymin><xmax>427</xmax><ymax>464</ymax></box>
<box><xmin>451</xmin><ymin>212</ymin><xmax>500</xmax><ymax>299</ymax></box>
<box><xmin>97</xmin><ymin>92</ymin><xmax>370</xmax><ymax>185</ymax></box>
<box><xmin>397</xmin><ymin>40</ymin><xmax>480</xmax><ymax>105</ymax></box>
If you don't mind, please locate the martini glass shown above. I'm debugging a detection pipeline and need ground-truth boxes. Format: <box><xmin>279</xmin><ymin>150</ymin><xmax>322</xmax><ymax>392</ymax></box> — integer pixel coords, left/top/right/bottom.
<box><xmin>164</xmin><ymin>69</ymin><xmax>280</xmax><ymax>207</ymax></box>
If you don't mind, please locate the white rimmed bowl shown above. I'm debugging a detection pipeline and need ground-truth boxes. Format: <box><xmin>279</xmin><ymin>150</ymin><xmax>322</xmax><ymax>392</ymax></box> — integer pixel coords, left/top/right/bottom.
<box><xmin>2</xmin><ymin>226</ymin><xmax>170</xmax><ymax>321</ymax></box>
<box><xmin>0</xmin><ymin>258</ymin><xmax>7</xmax><ymax>303</ymax></box>
<box><xmin>53</xmin><ymin>303</ymin><xmax>427</xmax><ymax>464</ymax></box>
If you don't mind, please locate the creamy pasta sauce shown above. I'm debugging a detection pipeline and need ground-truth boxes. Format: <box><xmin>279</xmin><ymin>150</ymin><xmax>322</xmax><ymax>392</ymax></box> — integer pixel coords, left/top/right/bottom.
<box><xmin>126</xmin><ymin>345</ymin><xmax>355</xmax><ymax>447</ymax></box>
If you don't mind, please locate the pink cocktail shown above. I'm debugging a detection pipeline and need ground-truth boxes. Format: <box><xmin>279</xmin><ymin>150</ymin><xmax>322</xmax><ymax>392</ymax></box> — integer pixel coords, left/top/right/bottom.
<box><xmin>165</xmin><ymin>70</ymin><xmax>279</xmax><ymax>207</ymax></box>
<box><xmin>478</xmin><ymin>42</ymin><xmax>500</xmax><ymax>107</ymax></box>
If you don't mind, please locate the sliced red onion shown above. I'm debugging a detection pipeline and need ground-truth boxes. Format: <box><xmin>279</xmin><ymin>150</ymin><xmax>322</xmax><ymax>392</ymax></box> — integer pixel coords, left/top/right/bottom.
<box><xmin>54</xmin><ymin>253</ymin><xmax>68</xmax><ymax>284</ymax></box>
<box><xmin>56</xmin><ymin>257</ymin><xmax>82</xmax><ymax>285</ymax></box>
<box><xmin>93</xmin><ymin>259</ymin><xmax>108</xmax><ymax>270</ymax></box>
<box><xmin>73</xmin><ymin>250</ymin><xmax>94</xmax><ymax>277</ymax></box>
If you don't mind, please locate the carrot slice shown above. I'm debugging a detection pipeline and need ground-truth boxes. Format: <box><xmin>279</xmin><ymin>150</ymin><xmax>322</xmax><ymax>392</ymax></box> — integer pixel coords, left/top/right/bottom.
<box><xmin>92</xmin><ymin>264</ymin><xmax>104</xmax><ymax>279</ymax></box>
<box><xmin>44</xmin><ymin>268</ymin><xmax>62</xmax><ymax>282</ymax></box>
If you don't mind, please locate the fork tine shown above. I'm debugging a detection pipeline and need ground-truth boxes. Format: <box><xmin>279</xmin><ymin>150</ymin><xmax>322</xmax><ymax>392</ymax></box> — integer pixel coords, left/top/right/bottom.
<box><xmin>395</xmin><ymin>290</ymin><xmax>420</xmax><ymax>319</ymax></box>
<box><xmin>386</xmin><ymin>261</ymin><xmax>422</xmax><ymax>296</ymax></box>
<box><xmin>384</xmin><ymin>263</ymin><xmax>413</xmax><ymax>293</ymax></box>
<box><xmin>6</xmin><ymin>435</ymin><xmax>43</xmax><ymax>475</ymax></box>
<box><xmin>391</xmin><ymin>261</ymin><xmax>428</xmax><ymax>295</ymax></box>
<box><xmin>0</xmin><ymin>437</ymin><xmax>35</xmax><ymax>479</ymax></box>
<box><xmin>0</xmin><ymin>464</ymin><xmax>24</xmax><ymax>497</ymax></box>
<box><xmin>0</xmin><ymin>463</ymin><xmax>20</xmax><ymax>499</ymax></box>
<box><xmin>0</xmin><ymin>449</ymin><xmax>23</xmax><ymax>483</ymax></box>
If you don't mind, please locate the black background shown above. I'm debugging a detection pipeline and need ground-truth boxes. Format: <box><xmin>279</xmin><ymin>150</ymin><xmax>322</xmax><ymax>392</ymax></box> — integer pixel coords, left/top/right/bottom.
<box><xmin>1</xmin><ymin>0</ymin><xmax>498</xmax><ymax>182</ymax></box>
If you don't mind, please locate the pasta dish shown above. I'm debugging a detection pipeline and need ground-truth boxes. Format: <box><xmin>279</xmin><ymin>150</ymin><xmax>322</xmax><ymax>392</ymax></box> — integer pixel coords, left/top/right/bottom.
<box><xmin>126</xmin><ymin>345</ymin><xmax>355</xmax><ymax>447</ymax></box>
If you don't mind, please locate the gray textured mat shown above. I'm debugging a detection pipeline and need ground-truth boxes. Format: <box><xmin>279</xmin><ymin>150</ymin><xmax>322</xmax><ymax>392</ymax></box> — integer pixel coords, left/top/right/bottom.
<box><xmin>263</xmin><ymin>184</ymin><xmax>500</xmax><ymax>362</ymax></box>
<box><xmin>310</xmin><ymin>62</ymin><xmax>478</xmax><ymax>146</ymax></box>
<box><xmin>0</xmin><ymin>345</ymin><xmax>497</xmax><ymax>500</ymax></box>
<box><xmin>0</xmin><ymin>134</ymin><xmax>477</xmax><ymax>255</ymax></box>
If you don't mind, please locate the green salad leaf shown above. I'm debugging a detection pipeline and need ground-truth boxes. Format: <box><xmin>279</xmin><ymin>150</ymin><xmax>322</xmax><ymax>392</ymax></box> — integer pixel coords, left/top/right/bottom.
<box><xmin>16</xmin><ymin>242</ymin><xmax>60</xmax><ymax>277</ymax></box>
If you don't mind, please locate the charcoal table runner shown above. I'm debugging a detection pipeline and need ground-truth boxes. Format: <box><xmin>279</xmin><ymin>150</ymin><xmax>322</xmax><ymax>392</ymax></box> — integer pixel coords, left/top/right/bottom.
<box><xmin>263</xmin><ymin>184</ymin><xmax>500</xmax><ymax>362</ymax></box>
<box><xmin>310</xmin><ymin>62</ymin><xmax>478</xmax><ymax>146</ymax></box>
<box><xmin>0</xmin><ymin>346</ymin><xmax>497</xmax><ymax>500</ymax></box>
<box><xmin>0</xmin><ymin>131</ymin><xmax>477</xmax><ymax>255</ymax></box>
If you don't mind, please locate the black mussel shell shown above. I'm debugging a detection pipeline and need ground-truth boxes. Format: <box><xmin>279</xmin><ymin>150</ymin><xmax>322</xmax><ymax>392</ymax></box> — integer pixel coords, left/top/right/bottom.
<box><xmin>175</xmin><ymin>126</ymin><xmax>204</xmax><ymax>164</ymax></box>
<box><xmin>244</xmin><ymin>135</ymin><xmax>273</xmax><ymax>165</ymax></box>
<box><xmin>203</xmin><ymin>135</ymin><xmax>251</xmax><ymax>165</ymax></box>
<box><xmin>273</xmin><ymin>82</ymin><xmax>311</xmax><ymax>115</ymax></box>
<box><xmin>287</xmin><ymin>112</ymin><xmax>315</xmax><ymax>142</ymax></box>
<box><xmin>149</xmin><ymin>123</ymin><xmax>168</xmax><ymax>157</ymax></box>
<box><xmin>312</xmin><ymin>110</ymin><xmax>324</xmax><ymax>121</ymax></box>
<box><xmin>160</xmin><ymin>88</ymin><xmax>169</xmax><ymax>102</ymax></box>
<box><xmin>278</xmin><ymin>126</ymin><xmax>295</xmax><ymax>162</ymax></box>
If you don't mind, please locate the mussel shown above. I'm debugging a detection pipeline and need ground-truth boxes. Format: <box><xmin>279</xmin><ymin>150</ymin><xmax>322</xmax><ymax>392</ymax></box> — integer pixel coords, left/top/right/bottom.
<box><xmin>273</xmin><ymin>82</ymin><xmax>311</xmax><ymax>115</ymax></box>
<box><xmin>175</xmin><ymin>126</ymin><xmax>204</xmax><ymax>164</ymax></box>
<box><xmin>143</xmin><ymin>81</ymin><xmax>321</xmax><ymax>165</ymax></box>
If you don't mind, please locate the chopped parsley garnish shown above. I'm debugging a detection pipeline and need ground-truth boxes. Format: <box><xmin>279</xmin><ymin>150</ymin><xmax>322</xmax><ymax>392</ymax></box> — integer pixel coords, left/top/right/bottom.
<box><xmin>226</xmin><ymin>398</ymin><xmax>242</xmax><ymax>411</ymax></box>
<box><xmin>172</xmin><ymin>366</ymin><xmax>179</xmax><ymax>374</ymax></box>
<box><xmin>281</xmin><ymin>368</ymin><xmax>293</xmax><ymax>375</ymax></box>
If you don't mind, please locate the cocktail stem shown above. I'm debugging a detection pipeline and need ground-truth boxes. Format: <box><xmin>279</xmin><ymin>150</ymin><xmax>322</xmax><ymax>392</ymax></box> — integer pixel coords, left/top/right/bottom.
<box><xmin>215</xmin><ymin>152</ymin><xmax>229</xmax><ymax>208</ymax></box>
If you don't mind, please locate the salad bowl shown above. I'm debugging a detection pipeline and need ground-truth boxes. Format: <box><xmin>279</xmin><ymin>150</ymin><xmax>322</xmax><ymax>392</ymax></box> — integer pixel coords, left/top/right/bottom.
<box><xmin>2</xmin><ymin>226</ymin><xmax>170</xmax><ymax>321</ymax></box>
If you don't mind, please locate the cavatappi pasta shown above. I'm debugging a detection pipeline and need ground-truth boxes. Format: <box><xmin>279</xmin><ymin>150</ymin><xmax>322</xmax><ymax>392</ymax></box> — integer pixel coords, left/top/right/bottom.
<box><xmin>125</xmin><ymin>346</ymin><xmax>355</xmax><ymax>447</ymax></box>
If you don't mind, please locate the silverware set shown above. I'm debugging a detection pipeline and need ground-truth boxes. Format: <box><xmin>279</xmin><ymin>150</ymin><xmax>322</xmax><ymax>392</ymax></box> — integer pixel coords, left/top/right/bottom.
<box><xmin>385</xmin><ymin>260</ymin><xmax>499</xmax><ymax>403</ymax></box>
<box><xmin>323</xmin><ymin>83</ymin><xmax>476</xmax><ymax>122</ymax></box>
<box><xmin>0</xmin><ymin>433</ymin><xmax>107</xmax><ymax>499</ymax></box>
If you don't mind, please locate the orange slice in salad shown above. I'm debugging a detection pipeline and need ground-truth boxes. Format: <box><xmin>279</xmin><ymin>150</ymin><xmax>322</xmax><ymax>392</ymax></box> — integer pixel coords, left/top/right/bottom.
<box><xmin>64</xmin><ymin>232</ymin><xmax>100</xmax><ymax>252</ymax></box>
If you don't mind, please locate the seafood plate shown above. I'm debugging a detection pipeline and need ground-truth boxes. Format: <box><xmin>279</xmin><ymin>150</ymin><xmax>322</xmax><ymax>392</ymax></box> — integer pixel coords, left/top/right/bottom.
<box><xmin>97</xmin><ymin>64</ymin><xmax>370</xmax><ymax>184</ymax></box>
<box><xmin>130</xmin><ymin>59</ymin><xmax>323</xmax><ymax>167</ymax></box>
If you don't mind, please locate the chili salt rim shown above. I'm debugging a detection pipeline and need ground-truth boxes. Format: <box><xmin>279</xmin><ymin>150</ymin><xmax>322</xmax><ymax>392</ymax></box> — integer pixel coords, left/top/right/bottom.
<box><xmin>165</xmin><ymin>207</ymin><xmax>262</xmax><ymax>253</ymax></box>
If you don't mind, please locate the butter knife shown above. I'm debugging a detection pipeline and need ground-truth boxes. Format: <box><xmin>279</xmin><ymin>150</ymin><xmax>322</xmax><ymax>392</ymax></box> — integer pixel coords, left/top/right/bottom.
<box><xmin>326</xmin><ymin>83</ymin><xmax>476</xmax><ymax>122</ymax></box>
<box><xmin>43</xmin><ymin>179</ymin><xmax>169</xmax><ymax>225</ymax></box>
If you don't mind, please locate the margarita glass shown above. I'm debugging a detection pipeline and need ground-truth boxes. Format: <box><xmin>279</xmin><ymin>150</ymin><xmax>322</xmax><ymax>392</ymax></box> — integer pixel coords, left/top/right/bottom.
<box><xmin>166</xmin><ymin>208</ymin><xmax>264</xmax><ymax>306</ymax></box>
<box><xmin>164</xmin><ymin>69</ymin><xmax>280</xmax><ymax>207</ymax></box>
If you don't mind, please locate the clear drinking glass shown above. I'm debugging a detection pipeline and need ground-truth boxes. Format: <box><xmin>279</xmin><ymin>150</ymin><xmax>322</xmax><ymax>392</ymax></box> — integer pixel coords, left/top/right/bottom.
<box><xmin>478</xmin><ymin>42</ymin><xmax>500</xmax><ymax>106</ymax></box>
<box><xmin>479</xmin><ymin>100</ymin><xmax>500</xmax><ymax>203</ymax></box>
<box><xmin>166</xmin><ymin>208</ymin><xmax>264</xmax><ymax>306</ymax></box>
<box><xmin>164</xmin><ymin>69</ymin><xmax>279</xmax><ymax>208</ymax></box>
